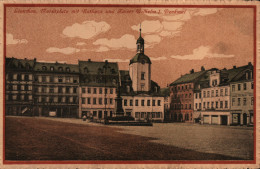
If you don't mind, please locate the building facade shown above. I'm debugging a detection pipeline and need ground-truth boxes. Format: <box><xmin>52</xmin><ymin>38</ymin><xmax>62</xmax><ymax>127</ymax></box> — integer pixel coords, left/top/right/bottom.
<box><xmin>230</xmin><ymin>63</ymin><xmax>254</xmax><ymax>126</ymax></box>
<box><xmin>33</xmin><ymin>62</ymin><xmax>80</xmax><ymax>117</ymax></box>
<box><xmin>78</xmin><ymin>60</ymin><xmax>119</xmax><ymax>120</ymax></box>
<box><xmin>5</xmin><ymin>58</ymin><xmax>35</xmax><ymax>116</ymax></box>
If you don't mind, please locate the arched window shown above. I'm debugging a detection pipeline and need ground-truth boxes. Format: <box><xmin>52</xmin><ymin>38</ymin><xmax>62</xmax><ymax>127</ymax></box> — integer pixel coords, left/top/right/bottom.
<box><xmin>50</xmin><ymin>66</ymin><xmax>54</xmax><ymax>71</ymax></box>
<box><xmin>58</xmin><ymin>67</ymin><xmax>63</xmax><ymax>71</ymax></box>
<box><xmin>42</xmin><ymin>66</ymin><xmax>47</xmax><ymax>71</ymax></box>
<box><xmin>66</xmin><ymin>67</ymin><xmax>70</xmax><ymax>72</ymax></box>
<box><xmin>84</xmin><ymin>67</ymin><xmax>88</xmax><ymax>73</ymax></box>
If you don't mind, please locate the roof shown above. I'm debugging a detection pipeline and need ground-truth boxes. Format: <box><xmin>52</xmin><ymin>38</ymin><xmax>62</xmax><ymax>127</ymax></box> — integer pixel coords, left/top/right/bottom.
<box><xmin>136</xmin><ymin>35</ymin><xmax>144</xmax><ymax>44</ymax></box>
<box><xmin>170</xmin><ymin>70</ymin><xmax>207</xmax><ymax>86</ymax></box>
<box><xmin>130</xmin><ymin>53</ymin><xmax>151</xmax><ymax>65</ymax></box>
<box><xmin>227</xmin><ymin>64</ymin><xmax>253</xmax><ymax>82</ymax></box>
<box><xmin>34</xmin><ymin>62</ymin><xmax>79</xmax><ymax>73</ymax></box>
<box><xmin>79</xmin><ymin>60</ymin><xmax>119</xmax><ymax>75</ymax></box>
<box><xmin>5</xmin><ymin>57</ymin><xmax>35</xmax><ymax>71</ymax></box>
<box><xmin>160</xmin><ymin>87</ymin><xmax>170</xmax><ymax>97</ymax></box>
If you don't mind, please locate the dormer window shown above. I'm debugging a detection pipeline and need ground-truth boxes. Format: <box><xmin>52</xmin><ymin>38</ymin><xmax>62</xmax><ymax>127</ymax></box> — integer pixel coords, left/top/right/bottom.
<box><xmin>50</xmin><ymin>66</ymin><xmax>54</xmax><ymax>71</ymax></box>
<box><xmin>66</xmin><ymin>67</ymin><xmax>70</xmax><ymax>72</ymax></box>
<box><xmin>58</xmin><ymin>67</ymin><xmax>63</xmax><ymax>71</ymax></box>
<box><xmin>42</xmin><ymin>66</ymin><xmax>47</xmax><ymax>71</ymax></box>
<box><xmin>84</xmin><ymin>67</ymin><xmax>88</xmax><ymax>73</ymax></box>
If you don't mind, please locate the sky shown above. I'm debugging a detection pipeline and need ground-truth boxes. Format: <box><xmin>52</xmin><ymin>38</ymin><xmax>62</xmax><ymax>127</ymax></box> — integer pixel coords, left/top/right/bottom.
<box><xmin>6</xmin><ymin>6</ymin><xmax>254</xmax><ymax>87</ymax></box>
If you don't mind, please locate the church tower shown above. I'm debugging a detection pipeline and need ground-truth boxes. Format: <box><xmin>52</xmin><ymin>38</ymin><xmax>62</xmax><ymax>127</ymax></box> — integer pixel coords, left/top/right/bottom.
<box><xmin>129</xmin><ymin>25</ymin><xmax>151</xmax><ymax>92</ymax></box>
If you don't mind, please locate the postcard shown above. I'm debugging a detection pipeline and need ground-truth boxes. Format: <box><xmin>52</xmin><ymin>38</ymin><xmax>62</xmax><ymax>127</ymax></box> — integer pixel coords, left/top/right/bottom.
<box><xmin>0</xmin><ymin>0</ymin><xmax>259</xmax><ymax>168</ymax></box>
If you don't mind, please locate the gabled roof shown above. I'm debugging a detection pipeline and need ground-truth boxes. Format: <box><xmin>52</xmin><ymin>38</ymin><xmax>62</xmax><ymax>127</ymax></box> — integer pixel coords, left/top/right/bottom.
<box><xmin>79</xmin><ymin>60</ymin><xmax>118</xmax><ymax>75</ymax></box>
<box><xmin>170</xmin><ymin>70</ymin><xmax>207</xmax><ymax>86</ymax></box>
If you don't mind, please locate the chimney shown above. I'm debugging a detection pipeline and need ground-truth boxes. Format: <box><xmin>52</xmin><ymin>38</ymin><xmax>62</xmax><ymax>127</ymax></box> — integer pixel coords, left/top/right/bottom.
<box><xmin>233</xmin><ymin>66</ymin><xmax>236</xmax><ymax>69</ymax></box>
<box><xmin>88</xmin><ymin>59</ymin><xmax>91</xmax><ymax>62</ymax></box>
<box><xmin>190</xmin><ymin>69</ymin><xmax>194</xmax><ymax>74</ymax></box>
<box><xmin>248</xmin><ymin>62</ymin><xmax>252</xmax><ymax>66</ymax></box>
<box><xmin>201</xmin><ymin>66</ymin><xmax>205</xmax><ymax>71</ymax></box>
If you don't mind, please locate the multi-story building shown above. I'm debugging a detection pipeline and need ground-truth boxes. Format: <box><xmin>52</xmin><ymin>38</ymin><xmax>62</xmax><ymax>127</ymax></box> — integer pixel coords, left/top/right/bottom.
<box><xmin>119</xmin><ymin>28</ymin><xmax>164</xmax><ymax>122</ymax></box>
<box><xmin>5</xmin><ymin>57</ymin><xmax>35</xmax><ymax>116</ymax></box>
<box><xmin>230</xmin><ymin>63</ymin><xmax>254</xmax><ymax>126</ymax></box>
<box><xmin>161</xmin><ymin>87</ymin><xmax>170</xmax><ymax>121</ymax></box>
<box><xmin>33</xmin><ymin>61</ymin><xmax>80</xmax><ymax>117</ymax></box>
<box><xmin>195</xmin><ymin>63</ymin><xmax>254</xmax><ymax>125</ymax></box>
<box><xmin>78</xmin><ymin>60</ymin><xmax>119</xmax><ymax>119</ymax></box>
<box><xmin>198</xmin><ymin>69</ymin><xmax>231</xmax><ymax>125</ymax></box>
<box><xmin>169</xmin><ymin>67</ymin><xmax>208</xmax><ymax>122</ymax></box>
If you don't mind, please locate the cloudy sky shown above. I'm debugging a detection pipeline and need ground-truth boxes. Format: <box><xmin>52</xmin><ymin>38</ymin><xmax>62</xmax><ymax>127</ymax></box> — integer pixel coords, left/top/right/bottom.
<box><xmin>6</xmin><ymin>6</ymin><xmax>254</xmax><ymax>87</ymax></box>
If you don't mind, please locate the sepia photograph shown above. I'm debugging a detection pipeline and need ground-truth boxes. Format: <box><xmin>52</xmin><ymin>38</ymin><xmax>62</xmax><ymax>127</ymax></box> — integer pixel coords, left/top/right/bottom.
<box><xmin>2</xmin><ymin>3</ymin><xmax>257</xmax><ymax>165</ymax></box>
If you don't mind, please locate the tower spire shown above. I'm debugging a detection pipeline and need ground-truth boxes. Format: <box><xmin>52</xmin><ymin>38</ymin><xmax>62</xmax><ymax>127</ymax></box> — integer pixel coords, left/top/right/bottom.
<box><xmin>139</xmin><ymin>23</ymin><xmax>142</xmax><ymax>37</ymax></box>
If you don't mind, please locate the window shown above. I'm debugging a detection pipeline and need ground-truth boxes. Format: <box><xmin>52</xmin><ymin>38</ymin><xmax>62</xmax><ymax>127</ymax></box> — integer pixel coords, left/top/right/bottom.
<box><xmin>93</xmin><ymin>88</ymin><xmax>97</xmax><ymax>94</ymax></box>
<box><xmin>195</xmin><ymin>93</ymin><xmax>198</xmax><ymax>99</ymax></box>
<box><xmin>105</xmin><ymin>88</ymin><xmax>108</xmax><ymax>94</ymax></box>
<box><xmin>50</xmin><ymin>66</ymin><xmax>54</xmax><ymax>71</ymax></box>
<box><xmin>141</xmin><ymin>100</ymin><xmax>145</xmax><ymax>106</ymax></box>
<box><xmin>203</xmin><ymin>102</ymin><xmax>206</xmax><ymax>108</ymax></box>
<box><xmin>232</xmin><ymin>98</ymin><xmax>235</xmax><ymax>106</ymax></box>
<box><xmin>238</xmin><ymin>98</ymin><xmax>241</xmax><ymax>106</ymax></box>
<box><xmin>251</xmin><ymin>97</ymin><xmax>254</xmax><ymax>105</ymax></box>
<box><xmin>82</xmin><ymin>88</ymin><xmax>86</xmax><ymax>93</ymax></box>
<box><xmin>58</xmin><ymin>76</ymin><xmax>63</xmax><ymax>83</ymax></box>
<box><xmin>232</xmin><ymin>85</ymin><xmax>235</xmax><ymax>92</ymax></box>
<box><xmin>147</xmin><ymin>100</ymin><xmax>150</xmax><ymax>106</ymax></box>
<box><xmin>243</xmin><ymin>98</ymin><xmax>247</xmax><ymax>106</ymax></box>
<box><xmin>185</xmin><ymin>85</ymin><xmax>187</xmax><ymax>89</ymax></box>
<box><xmin>93</xmin><ymin>98</ymin><xmax>96</xmax><ymax>105</ymax></box>
<box><xmin>207</xmin><ymin>91</ymin><xmax>210</xmax><ymax>97</ymax></box>
<box><xmin>189</xmin><ymin>104</ymin><xmax>191</xmax><ymax>109</ymax></box>
<box><xmin>110</xmin><ymin>98</ymin><xmax>113</xmax><ymax>104</ymax></box>
<box><xmin>199</xmin><ymin>93</ymin><xmax>201</xmax><ymax>98</ymax></box>
<box><xmin>216</xmin><ymin>101</ymin><xmax>218</xmax><ymax>108</ymax></box>
<box><xmin>50</xmin><ymin>76</ymin><xmax>54</xmax><ymax>82</ymax></box>
<box><xmin>87</xmin><ymin>98</ymin><xmax>91</xmax><ymax>104</ymax></box>
<box><xmin>66</xmin><ymin>67</ymin><xmax>70</xmax><ymax>72</ymax></box>
<box><xmin>225</xmin><ymin>101</ymin><xmax>228</xmax><ymax>108</ymax></box>
<box><xmin>110</xmin><ymin>88</ymin><xmax>113</xmax><ymax>94</ymax></box>
<box><xmin>49</xmin><ymin>86</ymin><xmax>54</xmax><ymax>93</ymax></box>
<box><xmin>99</xmin><ymin>88</ymin><xmax>102</xmax><ymax>94</ymax></box>
<box><xmin>58</xmin><ymin>67</ymin><xmax>63</xmax><ymax>71</ymax></box>
<box><xmin>24</xmin><ymin>84</ymin><xmax>29</xmax><ymax>91</ymax></box>
<box><xmin>220</xmin><ymin>89</ymin><xmax>223</xmax><ymax>96</ymax></box>
<box><xmin>73</xmin><ymin>87</ymin><xmax>77</xmax><ymax>93</ymax></box>
<box><xmin>82</xmin><ymin>98</ymin><xmax>86</xmax><ymax>104</ymax></box>
<box><xmin>199</xmin><ymin>103</ymin><xmax>201</xmax><ymax>109</ymax></box>
<box><xmin>135</xmin><ymin>100</ymin><xmax>139</xmax><ymax>106</ymax></box>
<box><xmin>225</xmin><ymin>88</ymin><xmax>228</xmax><ymax>96</ymax></box>
<box><xmin>42</xmin><ymin>66</ymin><xmax>47</xmax><ymax>71</ymax></box>
<box><xmin>93</xmin><ymin>111</ymin><xmax>97</xmax><ymax>117</ymax></box>
<box><xmin>203</xmin><ymin>91</ymin><xmax>206</xmax><ymax>98</ymax></box>
<box><xmin>211</xmin><ymin>90</ymin><xmax>214</xmax><ymax>97</ymax></box>
<box><xmin>104</xmin><ymin>98</ymin><xmax>107</xmax><ymax>104</ymax></box>
<box><xmin>99</xmin><ymin>98</ymin><xmax>102</xmax><ymax>105</ymax></box>
<box><xmin>66</xmin><ymin>77</ymin><xmax>70</xmax><ymax>83</ymax></box>
<box><xmin>211</xmin><ymin>102</ymin><xmax>214</xmax><ymax>108</ymax></box>
<box><xmin>66</xmin><ymin>87</ymin><xmax>70</xmax><ymax>93</ymax></box>
<box><xmin>17</xmin><ymin>84</ymin><xmax>21</xmax><ymax>90</ymax></box>
<box><xmin>185</xmin><ymin>104</ymin><xmax>188</xmax><ymax>109</ymax></box>
<box><xmin>88</xmin><ymin>88</ymin><xmax>91</xmax><ymax>94</ymax></box>
<box><xmin>243</xmin><ymin>83</ymin><xmax>247</xmax><ymax>90</ymax></box>
<box><xmin>130</xmin><ymin>99</ymin><xmax>133</xmax><ymax>106</ymax></box>
<box><xmin>152</xmin><ymin>100</ymin><xmax>156</xmax><ymax>106</ymax></box>
<box><xmin>17</xmin><ymin>74</ymin><xmax>21</xmax><ymax>81</ymax></box>
<box><xmin>41</xmin><ymin>76</ymin><xmax>46</xmax><ymax>82</ymax></box>
<box><xmin>58</xmin><ymin>86</ymin><xmax>63</xmax><ymax>93</ymax></box>
<box><xmin>207</xmin><ymin>102</ymin><xmax>210</xmax><ymax>109</ymax></box>
<box><xmin>141</xmin><ymin>72</ymin><xmax>145</xmax><ymax>80</ymax></box>
<box><xmin>220</xmin><ymin>101</ymin><xmax>223</xmax><ymax>108</ymax></box>
<box><xmin>251</xmin><ymin>82</ymin><xmax>254</xmax><ymax>89</ymax></box>
<box><xmin>34</xmin><ymin>76</ymin><xmax>38</xmax><ymax>82</ymax></box>
<box><xmin>124</xmin><ymin>99</ymin><xmax>127</xmax><ymax>106</ymax></box>
<box><xmin>238</xmin><ymin>84</ymin><xmax>241</xmax><ymax>91</ymax></box>
<box><xmin>216</xmin><ymin>90</ymin><xmax>219</xmax><ymax>96</ymax></box>
<box><xmin>195</xmin><ymin>103</ymin><xmax>198</xmax><ymax>109</ymax></box>
<box><xmin>24</xmin><ymin>75</ymin><xmax>29</xmax><ymax>81</ymax></box>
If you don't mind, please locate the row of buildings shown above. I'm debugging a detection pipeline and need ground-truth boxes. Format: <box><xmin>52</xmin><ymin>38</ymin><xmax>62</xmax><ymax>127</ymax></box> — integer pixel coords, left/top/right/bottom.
<box><xmin>168</xmin><ymin>63</ymin><xmax>254</xmax><ymax>126</ymax></box>
<box><xmin>5</xmin><ymin>29</ymin><xmax>165</xmax><ymax>122</ymax></box>
<box><xmin>5</xmin><ymin>28</ymin><xmax>255</xmax><ymax>126</ymax></box>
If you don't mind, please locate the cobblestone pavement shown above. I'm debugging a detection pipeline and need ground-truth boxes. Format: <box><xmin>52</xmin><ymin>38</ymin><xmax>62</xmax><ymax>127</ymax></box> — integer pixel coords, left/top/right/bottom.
<box><xmin>12</xmin><ymin>117</ymin><xmax>254</xmax><ymax>160</ymax></box>
<box><xmin>113</xmin><ymin>123</ymin><xmax>254</xmax><ymax>160</ymax></box>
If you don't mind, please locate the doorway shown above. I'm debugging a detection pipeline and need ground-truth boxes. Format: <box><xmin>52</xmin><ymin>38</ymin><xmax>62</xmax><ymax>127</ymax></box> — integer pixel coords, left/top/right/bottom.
<box><xmin>221</xmin><ymin>115</ymin><xmax>228</xmax><ymax>125</ymax></box>
<box><xmin>243</xmin><ymin>113</ymin><xmax>247</xmax><ymax>125</ymax></box>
